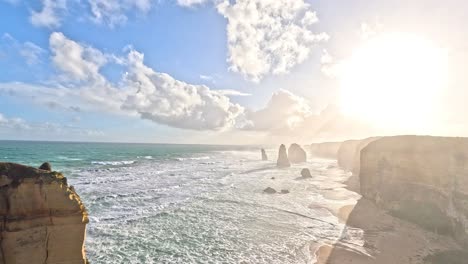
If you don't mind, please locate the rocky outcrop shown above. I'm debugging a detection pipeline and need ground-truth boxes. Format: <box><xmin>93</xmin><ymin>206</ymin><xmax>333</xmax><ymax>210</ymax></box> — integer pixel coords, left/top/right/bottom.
<box><xmin>310</xmin><ymin>142</ymin><xmax>342</xmax><ymax>159</ymax></box>
<box><xmin>263</xmin><ymin>187</ymin><xmax>277</xmax><ymax>194</ymax></box>
<box><xmin>336</xmin><ymin>137</ymin><xmax>379</xmax><ymax>173</ymax></box>
<box><xmin>261</xmin><ymin>149</ymin><xmax>268</xmax><ymax>161</ymax></box>
<box><xmin>300</xmin><ymin>168</ymin><xmax>312</xmax><ymax>178</ymax></box>
<box><xmin>39</xmin><ymin>162</ymin><xmax>52</xmax><ymax>171</ymax></box>
<box><xmin>288</xmin><ymin>144</ymin><xmax>307</xmax><ymax>163</ymax></box>
<box><xmin>0</xmin><ymin>162</ymin><xmax>88</xmax><ymax>264</ymax></box>
<box><xmin>359</xmin><ymin>136</ymin><xmax>468</xmax><ymax>247</ymax></box>
<box><xmin>277</xmin><ymin>144</ymin><xmax>291</xmax><ymax>167</ymax></box>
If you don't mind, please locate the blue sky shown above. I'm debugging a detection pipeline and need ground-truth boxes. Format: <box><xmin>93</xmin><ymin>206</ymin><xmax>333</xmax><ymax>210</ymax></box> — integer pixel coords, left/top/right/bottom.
<box><xmin>0</xmin><ymin>0</ymin><xmax>467</xmax><ymax>144</ymax></box>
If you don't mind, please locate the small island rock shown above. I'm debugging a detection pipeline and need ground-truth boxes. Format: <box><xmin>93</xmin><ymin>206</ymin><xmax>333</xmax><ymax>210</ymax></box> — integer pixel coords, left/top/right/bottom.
<box><xmin>301</xmin><ymin>168</ymin><xmax>312</xmax><ymax>178</ymax></box>
<box><xmin>263</xmin><ymin>187</ymin><xmax>277</xmax><ymax>194</ymax></box>
<box><xmin>39</xmin><ymin>162</ymin><xmax>52</xmax><ymax>171</ymax></box>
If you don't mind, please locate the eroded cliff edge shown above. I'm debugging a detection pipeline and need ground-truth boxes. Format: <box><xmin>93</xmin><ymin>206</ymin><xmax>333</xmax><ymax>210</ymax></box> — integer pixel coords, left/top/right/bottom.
<box><xmin>360</xmin><ymin>136</ymin><xmax>468</xmax><ymax>247</ymax></box>
<box><xmin>0</xmin><ymin>162</ymin><xmax>88</xmax><ymax>264</ymax></box>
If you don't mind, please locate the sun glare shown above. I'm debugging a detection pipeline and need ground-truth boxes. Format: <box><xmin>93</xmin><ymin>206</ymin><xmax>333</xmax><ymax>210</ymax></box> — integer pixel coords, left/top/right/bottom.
<box><xmin>340</xmin><ymin>33</ymin><xmax>448</xmax><ymax>130</ymax></box>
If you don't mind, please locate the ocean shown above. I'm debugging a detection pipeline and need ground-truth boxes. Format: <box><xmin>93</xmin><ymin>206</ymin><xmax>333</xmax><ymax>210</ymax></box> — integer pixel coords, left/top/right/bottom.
<box><xmin>0</xmin><ymin>141</ymin><xmax>365</xmax><ymax>263</ymax></box>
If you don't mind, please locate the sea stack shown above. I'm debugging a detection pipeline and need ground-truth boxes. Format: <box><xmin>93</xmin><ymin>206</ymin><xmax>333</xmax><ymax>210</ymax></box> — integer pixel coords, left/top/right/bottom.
<box><xmin>300</xmin><ymin>168</ymin><xmax>312</xmax><ymax>178</ymax></box>
<box><xmin>39</xmin><ymin>162</ymin><xmax>52</xmax><ymax>171</ymax></box>
<box><xmin>261</xmin><ymin>148</ymin><xmax>268</xmax><ymax>161</ymax></box>
<box><xmin>288</xmin><ymin>143</ymin><xmax>307</xmax><ymax>163</ymax></box>
<box><xmin>277</xmin><ymin>144</ymin><xmax>291</xmax><ymax>167</ymax></box>
<box><xmin>0</xmin><ymin>162</ymin><xmax>88</xmax><ymax>264</ymax></box>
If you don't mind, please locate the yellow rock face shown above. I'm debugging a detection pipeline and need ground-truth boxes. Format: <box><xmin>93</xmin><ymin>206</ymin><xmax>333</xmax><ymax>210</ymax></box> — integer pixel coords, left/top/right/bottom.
<box><xmin>0</xmin><ymin>163</ymin><xmax>88</xmax><ymax>264</ymax></box>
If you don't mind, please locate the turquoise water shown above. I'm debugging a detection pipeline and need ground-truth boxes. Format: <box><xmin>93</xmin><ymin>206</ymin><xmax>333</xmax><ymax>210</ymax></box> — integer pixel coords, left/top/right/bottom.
<box><xmin>0</xmin><ymin>140</ymin><xmax>365</xmax><ymax>263</ymax></box>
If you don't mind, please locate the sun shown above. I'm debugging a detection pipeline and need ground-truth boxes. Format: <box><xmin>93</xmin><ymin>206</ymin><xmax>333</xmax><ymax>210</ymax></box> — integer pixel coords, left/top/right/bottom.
<box><xmin>339</xmin><ymin>33</ymin><xmax>448</xmax><ymax>130</ymax></box>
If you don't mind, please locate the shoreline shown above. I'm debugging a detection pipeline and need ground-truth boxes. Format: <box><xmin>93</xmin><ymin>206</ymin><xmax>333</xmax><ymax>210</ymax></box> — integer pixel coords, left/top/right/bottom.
<box><xmin>314</xmin><ymin>174</ymin><xmax>463</xmax><ymax>264</ymax></box>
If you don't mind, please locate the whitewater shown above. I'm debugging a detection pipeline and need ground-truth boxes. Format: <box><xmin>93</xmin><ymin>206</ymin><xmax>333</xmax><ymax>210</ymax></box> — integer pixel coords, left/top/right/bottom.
<box><xmin>0</xmin><ymin>141</ymin><xmax>365</xmax><ymax>263</ymax></box>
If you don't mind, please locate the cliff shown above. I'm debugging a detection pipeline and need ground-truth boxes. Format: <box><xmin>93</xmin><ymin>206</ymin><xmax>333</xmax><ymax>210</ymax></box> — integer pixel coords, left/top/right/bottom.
<box><xmin>359</xmin><ymin>136</ymin><xmax>468</xmax><ymax>247</ymax></box>
<box><xmin>309</xmin><ymin>142</ymin><xmax>342</xmax><ymax>159</ymax></box>
<box><xmin>0</xmin><ymin>162</ymin><xmax>88</xmax><ymax>264</ymax></box>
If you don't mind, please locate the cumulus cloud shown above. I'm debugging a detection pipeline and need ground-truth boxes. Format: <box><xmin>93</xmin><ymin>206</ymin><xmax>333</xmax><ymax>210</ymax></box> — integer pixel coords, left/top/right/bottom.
<box><xmin>4</xmin><ymin>32</ymin><xmax>244</xmax><ymax>131</ymax></box>
<box><xmin>121</xmin><ymin>49</ymin><xmax>244</xmax><ymax>130</ymax></box>
<box><xmin>217</xmin><ymin>0</ymin><xmax>329</xmax><ymax>81</ymax></box>
<box><xmin>243</xmin><ymin>89</ymin><xmax>312</xmax><ymax>131</ymax></box>
<box><xmin>49</xmin><ymin>32</ymin><xmax>108</xmax><ymax>83</ymax></box>
<box><xmin>30</xmin><ymin>0</ymin><xmax>66</xmax><ymax>28</ymax></box>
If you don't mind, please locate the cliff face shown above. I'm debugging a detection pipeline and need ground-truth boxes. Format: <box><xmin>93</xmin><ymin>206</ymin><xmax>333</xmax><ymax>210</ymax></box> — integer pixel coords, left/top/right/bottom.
<box><xmin>0</xmin><ymin>163</ymin><xmax>88</xmax><ymax>264</ymax></box>
<box><xmin>359</xmin><ymin>136</ymin><xmax>468</xmax><ymax>247</ymax></box>
<box><xmin>337</xmin><ymin>140</ymin><xmax>361</xmax><ymax>171</ymax></box>
<box><xmin>309</xmin><ymin>142</ymin><xmax>342</xmax><ymax>159</ymax></box>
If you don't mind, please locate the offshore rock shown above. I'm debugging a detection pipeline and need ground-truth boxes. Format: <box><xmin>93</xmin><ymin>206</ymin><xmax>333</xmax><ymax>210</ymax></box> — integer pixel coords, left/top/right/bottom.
<box><xmin>39</xmin><ymin>162</ymin><xmax>52</xmax><ymax>171</ymax></box>
<box><xmin>288</xmin><ymin>144</ymin><xmax>307</xmax><ymax>163</ymax></box>
<box><xmin>261</xmin><ymin>149</ymin><xmax>268</xmax><ymax>161</ymax></box>
<box><xmin>300</xmin><ymin>168</ymin><xmax>312</xmax><ymax>178</ymax></box>
<box><xmin>0</xmin><ymin>162</ymin><xmax>88</xmax><ymax>264</ymax></box>
<box><xmin>263</xmin><ymin>187</ymin><xmax>277</xmax><ymax>194</ymax></box>
<box><xmin>277</xmin><ymin>144</ymin><xmax>291</xmax><ymax>167</ymax></box>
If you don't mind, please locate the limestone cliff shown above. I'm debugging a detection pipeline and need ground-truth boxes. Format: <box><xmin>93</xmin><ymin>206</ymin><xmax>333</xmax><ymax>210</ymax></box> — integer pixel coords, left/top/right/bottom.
<box><xmin>0</xmin><ymin>162</ymin><xmax>88</xmax><ymax>264</ymax></box>
<box><xmin>288</xmin><ymin>144</ymin><xmax>307</xmax><ymax>163</ymax></box>
<box><xmin>359</xmin><ymin>136</ymin><xmax>468</xmax><ymax>247</ymax></box>
<box><xmin>309</xmin><ymin>142</ymin><xmax>342</xmax><ymax>159</ymax></box>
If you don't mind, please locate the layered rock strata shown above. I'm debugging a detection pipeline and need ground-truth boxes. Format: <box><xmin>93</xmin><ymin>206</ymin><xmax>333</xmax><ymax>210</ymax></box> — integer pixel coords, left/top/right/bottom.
<box><xmin>0</xmin><ymin>162</ymin><xmax>88</xmax><ymax>264</ymax></box>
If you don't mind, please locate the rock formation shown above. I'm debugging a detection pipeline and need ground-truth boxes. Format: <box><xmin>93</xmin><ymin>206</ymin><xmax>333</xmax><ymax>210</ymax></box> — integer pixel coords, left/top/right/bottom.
<box><xmin>310</xmin><ymin>142</ymin><xmax>342</xmax><ymax>159</ymax></box>
<box><xmin>261</xmin><ymin>149</ymin><xmax>268</xmax><ymax>161</ymax></box>
<box><xmin>277</xmin><ymin>144</ymin><xmax>291</xmax><ymax>167</ymax></box>
<box><xmin>0</xmin><ymin>162</ymin><xmax>88</xmax><ymax>264</ymax></box>
<box><xmin>337</xmin><ymin>139</ymin><xmax>361</xmax><ymax>171</ymax></box>
<box><xmin>359</xmin><ymin>136</ymin><xmax>468</xmax><ymax>247</ymax></box>
<box><xmin>280</xmin><ymin>189</ymin><xmax>290</xmax><ymax>194</ymax></box>
<box><xmin>300</xmin><ymin>168</ymin><xmax>312</xmax><ymax>178</ymax></box>
<box><xmin>288</xmin><ymin>143</ymin><xmax>307</xmax><ymax>163</ymax></box>
<box><xmin>263</xmin><ymin>187</ymin><xmax>277</xmax><ymax>194</ymax></box>
<box><xmin>39</xmin><ymin>162</ymin><xmax>52</xmax><ymax>171</ymax></box>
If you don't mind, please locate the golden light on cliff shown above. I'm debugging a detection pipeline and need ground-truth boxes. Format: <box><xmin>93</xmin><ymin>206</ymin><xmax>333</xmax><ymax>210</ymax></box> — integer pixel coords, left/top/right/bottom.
<box><xmin>339</xmin><ymin>33</ymin><xmax>448</xmax><ymax>130</ymax></box>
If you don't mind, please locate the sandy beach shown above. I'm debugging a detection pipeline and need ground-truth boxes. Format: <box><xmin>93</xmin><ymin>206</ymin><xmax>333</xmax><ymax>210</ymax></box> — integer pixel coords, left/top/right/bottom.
<box><xmin>315</xmin><ymin>175</ymin><xmax>465</xmax><ymax>264</ymax></box>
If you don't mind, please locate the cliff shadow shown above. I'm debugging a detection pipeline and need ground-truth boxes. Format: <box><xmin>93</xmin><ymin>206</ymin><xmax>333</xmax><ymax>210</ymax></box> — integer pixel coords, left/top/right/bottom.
<box><xmin>317</xmin><ymin>174</ymin><xmax>468</xmax><ymax>264</ymax></box>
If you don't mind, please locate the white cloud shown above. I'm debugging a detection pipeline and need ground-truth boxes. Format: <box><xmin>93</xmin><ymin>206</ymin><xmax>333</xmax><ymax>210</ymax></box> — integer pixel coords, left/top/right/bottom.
<box><xmin>1</xmin><ymin>33</ymin><xmax>45</xmax><ymax>65</ymax></box>
<box><xmin>177</xmin><ymin>0</ymin><xmax>208</xmax><ymax>7</ymax></box>
<box><xmin>199</xmin><ymin>74</ymin><xmax>213</xmax><ymax>81</ymax></box>
<box><xmin>0</xmin><ymin>112</ymin><xmax>104</xmax><ymax>136</ymax></box>
<box><xmin>121</xmin><ymin>49</ymin><xmax>244</xmax><ymax>130</ymax></box>
<box><xmin>216</xmin><ymin>89</ymin><xmax>251</xmax><ymax>97</ymax></box>
<box><xmin>243</xmin><ymin>89</ymin><xmax>312</xmax><ymax>131</ymax></box>
<box><xmin>30</xmin><ymin>0</ymin><xmax>66</xmax><ymax>28</ymax></box>
<box><xmin>87</xmin><ymin>0</ymin><xmax>152</xmax><ymax>27</ymax></box>
<box><xmin>49</xmin><ymin>32</ymin><xmax>108</xmax><ymax>83</ymax></box>
<box><xmin>217</xmin><ymin>0</ymin><xmax>329</xmax><ymax>81</ymax></box>
<box><xmin>20</xmin><ymin>42</ymin><xmax>46</xmax><ymax>65</ymax></box>
<box><xmin>5</xmin><ymin>32</ymin><xmax>245</xmax><ymax>131</ymax></box>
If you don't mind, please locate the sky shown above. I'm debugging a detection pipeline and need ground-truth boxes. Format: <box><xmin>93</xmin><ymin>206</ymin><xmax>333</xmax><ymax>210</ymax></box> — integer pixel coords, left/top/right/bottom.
<box><xmin>0</xmin><ymin>0</ymin><xmax>467</xmax><ymax>144</ymax></box>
